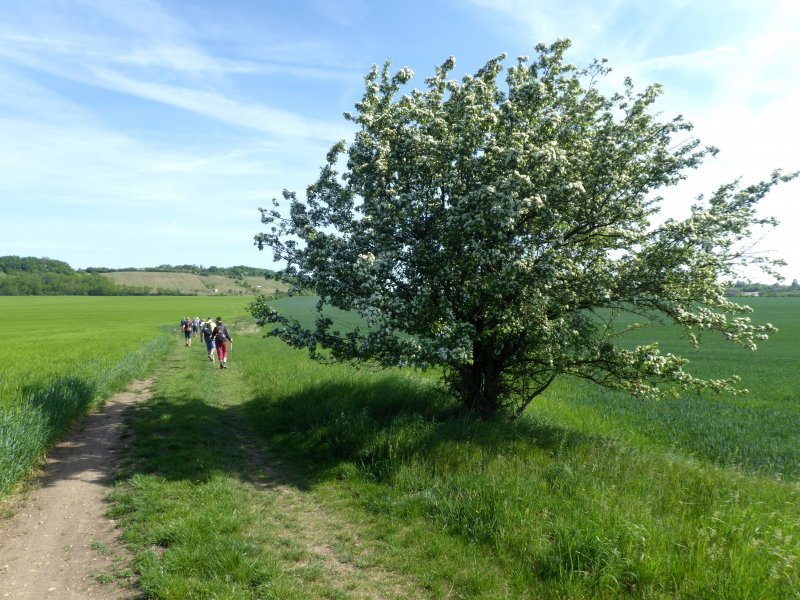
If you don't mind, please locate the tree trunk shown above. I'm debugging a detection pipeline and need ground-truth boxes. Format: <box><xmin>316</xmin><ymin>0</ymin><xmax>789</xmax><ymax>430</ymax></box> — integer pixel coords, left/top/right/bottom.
<box><xmin>460</xmin><ymin>340</ymin><xmax>504</xmax><ymax>417</ymax></box>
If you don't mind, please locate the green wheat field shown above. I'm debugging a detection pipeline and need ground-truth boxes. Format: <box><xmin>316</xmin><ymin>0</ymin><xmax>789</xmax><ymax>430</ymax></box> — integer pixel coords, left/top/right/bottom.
<box><xmin>0</xmin><ymin>296</ymin><xmax>252</xmax><ymax>498</ymax></box>
<box><xmin>2</xmin><ymin>295</ymin><xmax>799</xmax><ymax>598</ymax></box>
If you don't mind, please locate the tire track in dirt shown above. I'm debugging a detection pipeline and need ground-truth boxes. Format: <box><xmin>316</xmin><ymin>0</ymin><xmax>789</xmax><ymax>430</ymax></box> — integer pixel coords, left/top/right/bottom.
<box><xmin>0</xmin><ymin>379</ymin><xmax>153</xmax><ymax>599</ymax></box>
<box><xmin>219</xmin><ymin>407</ymin><xmax>428</xmax><ymax>600</ymax></box>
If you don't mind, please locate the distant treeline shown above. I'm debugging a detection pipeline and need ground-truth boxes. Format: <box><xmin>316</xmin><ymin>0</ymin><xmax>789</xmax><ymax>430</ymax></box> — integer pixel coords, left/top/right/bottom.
<box><xmin>0</xmin><ymin>270</ymin><xmax>157</xmax><ymax>296</ymax></box>
<box><xmin>84</xmin><ymin>264</ymin><xmax>278</xmax><ymax>279</ymax></box>
<box><xmin>727</xmin><ymin>280</ymin><xmax>800</xmax><ymax>297</ymax></box>
<box><xmin>0</xmin><ymin>256</ymin><xmax>75</xmax><ymax>275</ymax></box>
<box><xmin>0</xmin><ymin>256</ymin><xmax>276</xmax><ymax>296</ymax></box>
<box><xmin>7</xmin><ymin>255</ymin><xmax>797</xmax><ymax>298</ymax></box>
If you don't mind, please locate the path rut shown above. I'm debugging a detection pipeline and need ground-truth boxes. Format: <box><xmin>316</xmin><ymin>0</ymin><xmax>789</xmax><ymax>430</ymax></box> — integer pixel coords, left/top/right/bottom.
<box><xmin>0</xmin><ymin>379</ymin><xmax>152</xmax><ymax>599</ymax></box>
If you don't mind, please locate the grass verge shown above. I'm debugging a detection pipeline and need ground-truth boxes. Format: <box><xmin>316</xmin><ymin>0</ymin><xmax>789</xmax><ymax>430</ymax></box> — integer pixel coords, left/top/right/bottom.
<box><xmin>0</xmin><ymin>337</ymin><xmax>171</xmax><ymax>498</ymax></box>
<box><xmin>109</xmin><ymin>325</ymin><xmax>800</xmax><ymax>598</ymax></box>
<box><xmin>234</xmin><ymin>335</ymin><xmax>800</xmax><ymax>599</ymax></box>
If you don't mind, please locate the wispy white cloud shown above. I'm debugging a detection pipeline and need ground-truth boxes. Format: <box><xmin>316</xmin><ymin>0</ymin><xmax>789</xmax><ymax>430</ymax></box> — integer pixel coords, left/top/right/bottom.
<box><xmin>631</xmin><ymin>46</ymin><xmax>739</xmax><ymax>72</ymax></box>
<box><xmin>0</xmin><ymin>114</ymin><xmax>324</xmax><ymax>207</ymax></box>
<box><xmin>115</xmin><ymin>44</ymin><xmax>257</xmax><ymax>75</ymax></box>
<box><xmin>458</xmin><ymin>0</ymin><xmax>800</xmax><ymax>279</ymax></box>
<box><xmin>0</xmin><ymin>2</ymin><xmax>356</xmax><ymax>138</ymax></box>
<box><xmin>458</xmin><ymin>0</ymin><xmax>631</xmax><ymax>58</ymax></box>
<box><xmin>90</xmin><ymin>68</ymin><xmax>352</xmax><ymax>141</ymax></box>
<box><xmin>0</xmin><ymin>105</ymin><xmax>320</xmax><ymax>268</ymax></box>
<box><xmin>0</xmin><ymin>2</ymin><xmax>366</xmax><ymax>266</ymax></box>
<box><xmin>72</xmin><ymin>0</ymin><xmax>191</xmax><ymax>45</ymax></box>
<box><xmin>0</xmin><ymin>66</ymin><xmax>90</xmax><ymax>123</ymax></box>
<box><xmin>1</xmin><ymin>0</ymin><xmax>797</xmax><ymax>273</ymax></box>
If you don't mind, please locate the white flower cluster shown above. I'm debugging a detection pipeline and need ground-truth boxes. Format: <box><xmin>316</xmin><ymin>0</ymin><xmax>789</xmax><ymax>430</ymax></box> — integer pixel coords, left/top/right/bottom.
<box><xmin>253</xmin><ymin>40</ymin><xmax>792</xmax><ymax>415</ymax></box>
<box><xmin>357</xmin><ymin>252</ymin><xmax>376</xmax><ymax>267</ymax></box>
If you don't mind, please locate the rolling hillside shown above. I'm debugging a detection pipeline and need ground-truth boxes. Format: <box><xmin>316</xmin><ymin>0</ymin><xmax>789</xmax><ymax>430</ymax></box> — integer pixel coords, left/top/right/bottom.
<box><xmin>102</xmin><ymin>271</ymin><xmax>288</xmax><ymax>296</ymax></box>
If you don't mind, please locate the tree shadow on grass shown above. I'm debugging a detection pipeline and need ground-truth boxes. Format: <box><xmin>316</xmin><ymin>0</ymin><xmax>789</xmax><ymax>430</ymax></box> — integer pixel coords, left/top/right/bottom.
<box><xmin>111</xmin><ymin>371</ymin><xmax>592</xmax><ymax>494</ymax></box>
<box><xmin>234</xmin><ymin>374</ymin><xmax>592</xmax><ymax>485</ymax></box>
<box><xmin>118</xmin><ymin>387</ymin><xmax>312</xmax><ymax>491</ymax></box>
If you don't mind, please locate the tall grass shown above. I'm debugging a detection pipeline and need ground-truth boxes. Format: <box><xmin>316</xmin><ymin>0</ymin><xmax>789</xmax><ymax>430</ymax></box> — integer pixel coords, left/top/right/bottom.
<box><xmin>231</xmin><ymin>297</ymin><xmax>800</xmax><ymax>598</ymax></box>
<box><xmin>0</xmin><ymin>338</ymin><xmax>170</xmax><ymax>497</ymax></box>
<box><xmin>265</xmin><ymin>296</ymin><xmax>800</xmax><ymax>478</ymax></box>
<box><xmin>535</xmin><ymin>297</ymin><xmax>800</xmax><ymax>478</ymax></box>
<box><xmin>0</xmin><ymin>295</ymin><xmax>253</xmax><ymax>499</ymax></box>
<box><xmin>10</xmin><ymin>294</ymin><xmax>795</xmax><ymax>597</ymax></box>
<box><xmin>110</xmin><ymin>332</ymin><xmax>518</xmax><ymax>598</ymax></box>
<box><xmin>107</xmin><ymin>331</ymin><xmax>403</xmax><ymax>599</ymax></box>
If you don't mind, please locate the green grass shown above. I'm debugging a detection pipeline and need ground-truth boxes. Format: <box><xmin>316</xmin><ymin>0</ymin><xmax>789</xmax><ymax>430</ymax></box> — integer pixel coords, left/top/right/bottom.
<box><xmin>111</xmin><ymin>444</ymin><xmax>307</xmax><ymax>598</ymax></box>
<box><xmin>229</xmin><ymin>327</ymin><xmax>800</xmax><ymax>598</ymax></box>
<box><xmin>534</xmin><ymin>297</ymin><xmax>800</xmax><ymax>478</ymax></box>
<box><xmin>268</xmin><ymin>295</ymin><xmax>372</xmax><ymax>333</ymax></box>
<box><xmin>109</xmin><ymin>339</ymin><xmax>432</xmax><ymax>599</ymax></box>
<box><xmin>6</xmin><ymin>295</ymin><xmax>800</xmax><ymax>597</ymax></box>
<box><xmin>266</xmin><ymin>296</ymin><xmax>800</xmax><ymax>478</ymax></box>
<box><xmin>0</xmin><ymin>295</ymin><xmax>253</xmax><ymax>499</ymax></box>
<box><xmin>230</xmin><ymin>297</ymin><xmax>800</xmax><ymax>598</ymax></box>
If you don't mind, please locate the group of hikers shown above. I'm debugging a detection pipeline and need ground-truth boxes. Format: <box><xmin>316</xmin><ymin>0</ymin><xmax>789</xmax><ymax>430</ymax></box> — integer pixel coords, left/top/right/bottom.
<box><xmin>179</xmin><ymin>316</ymin><xmax>233</xmax><ymax>369</ymax></box>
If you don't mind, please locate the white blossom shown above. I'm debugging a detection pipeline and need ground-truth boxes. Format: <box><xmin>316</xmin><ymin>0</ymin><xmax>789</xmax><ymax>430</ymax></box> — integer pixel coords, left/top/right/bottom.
<box><xmin>252</xmin><ymin>39</ymin><xmax>794</xmax><ymax>417</ymax></box>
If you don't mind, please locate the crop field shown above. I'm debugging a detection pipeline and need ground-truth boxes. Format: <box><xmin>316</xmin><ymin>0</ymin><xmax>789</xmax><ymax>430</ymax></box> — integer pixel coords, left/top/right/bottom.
<box><xmin>265</xmin><ymin>296</ymin><xmax>800</xmax><ymax>476</ymax></box>
<box><xmin>242</xmin><ymin>276</ymin><xmax>288</xmax><ymax>295</ymax></box>
<box><xmin>533</xmin><ymin>297</ymin><xmax>800</xmax><ymax>478</ymax></box>
<box><xmin>0</xmin><ymin>295</ymin><xmax>253</xmax><ymax>497</ymax></box>
<box><xmin>2</xmin><ymin>295</ymin><xmax>799</xmax><ymax>597</ymax></box>
<box><xmin>268</xmin><ymin>295</ymin><xmax>371</xmax><ymax>331</ymax></box>
<box><xmin>101</xmin><ymin>271</ymin><xmax>288</xmax><ymax>295</ymax></box>
<box><xmin>204</xmin><ymin>274</ymin><xmax>286</xmax><ymax>295</ymax></box>
<box><xmin>102</xmin><ymin>271</ymin><xmax>209</xmax><ymax>292</ymax></box>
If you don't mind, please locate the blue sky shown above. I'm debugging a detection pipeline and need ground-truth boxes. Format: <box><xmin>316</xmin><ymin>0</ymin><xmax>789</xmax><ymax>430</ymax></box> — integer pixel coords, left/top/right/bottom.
<box><xmin>1</xmin><ymin>0</ymin><xmax>798</xmax><ymax>281</ymax></box>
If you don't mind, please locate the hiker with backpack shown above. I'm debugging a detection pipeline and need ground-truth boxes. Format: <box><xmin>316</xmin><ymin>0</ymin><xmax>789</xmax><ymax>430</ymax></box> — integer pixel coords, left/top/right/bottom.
<box><xmin>180</xmin><ymin>316</ymin><xmax>193</xmax><ymax>347</ymax></box>
<box><xmin>201</xmin><ymin>316</ymin><xmax>216</xmax><ymax>366</ymax></box>
<box><xmin>212</xmin><ymin>317</ymin><xmax>233</xmax><ymax>369</ymax></box>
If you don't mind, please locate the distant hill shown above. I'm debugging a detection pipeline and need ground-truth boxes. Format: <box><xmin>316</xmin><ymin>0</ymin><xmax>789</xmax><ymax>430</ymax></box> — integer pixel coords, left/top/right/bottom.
<box><xmin>101</xmin><ymin>271</ymin><xmax>288</xmax><ymax>296</ymax></box>
<box><xmin>0</xmin><ymin>256</ymin><xmax>287</xmax><ymax>296</ymax></box>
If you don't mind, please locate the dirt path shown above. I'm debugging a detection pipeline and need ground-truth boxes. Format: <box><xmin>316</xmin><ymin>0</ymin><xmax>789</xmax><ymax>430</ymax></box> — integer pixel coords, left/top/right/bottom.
<box><xmin>0</xmin><ymin>379</ymin><xmax>153</xmax><ymax>599</ymax></box>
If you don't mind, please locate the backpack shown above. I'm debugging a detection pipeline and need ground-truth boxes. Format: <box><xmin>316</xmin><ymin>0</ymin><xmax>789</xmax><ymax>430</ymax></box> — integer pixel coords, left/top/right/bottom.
<box><xmin>214</xmin><ymin>324</ymin><xmax>228</xmax><ymax>343</ymax></box>
<box><xmin>183</xmin><ymin>321</ymin><xmax>192</xmax><ymax>332</ymax></box>
<box><xmin>202</xmin><ymin>322</ymin><xmax>213</xmax><ymax>337</ymax></box>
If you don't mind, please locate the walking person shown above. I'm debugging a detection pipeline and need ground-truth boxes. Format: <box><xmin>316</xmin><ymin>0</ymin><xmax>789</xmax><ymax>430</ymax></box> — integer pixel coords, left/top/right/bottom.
<box><xmin>201</xmin><ymin>316</ymin><xmax>216</xmax><ymax>366</ymax></box>
<box><xmin>181</xmin><ymin>316</ymin><xmax>193</xmax><ymax>347</ymax></box>
<box><xmin>212</xmin><ymin>317</ymin><xmax>233</xmax><ymax>369</ymax></box>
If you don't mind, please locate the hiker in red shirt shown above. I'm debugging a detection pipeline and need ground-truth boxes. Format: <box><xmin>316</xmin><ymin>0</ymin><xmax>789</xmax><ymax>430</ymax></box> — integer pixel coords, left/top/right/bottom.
<box><xmin>212</xmin><ymin>317</ymin><xmax>233</xmax><ymax>369</ymax></box>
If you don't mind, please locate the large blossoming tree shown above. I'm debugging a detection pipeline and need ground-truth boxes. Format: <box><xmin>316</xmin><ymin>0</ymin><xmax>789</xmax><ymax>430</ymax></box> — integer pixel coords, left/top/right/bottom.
<box><xmin>251</xmin><ymin>39</ymin><xmax>795</xmax><ymax>417</ymax></box>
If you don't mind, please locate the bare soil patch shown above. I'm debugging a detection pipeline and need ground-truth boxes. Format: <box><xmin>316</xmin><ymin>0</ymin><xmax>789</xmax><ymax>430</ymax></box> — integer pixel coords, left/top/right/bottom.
<box><xmin>0</xmin><ymin>379</ymin><xmax>153</xmax><ymax>599</ymax></box>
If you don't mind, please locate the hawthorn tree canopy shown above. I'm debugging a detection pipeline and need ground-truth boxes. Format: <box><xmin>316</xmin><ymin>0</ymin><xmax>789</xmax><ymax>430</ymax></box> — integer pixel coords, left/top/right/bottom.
<box><xmin>252</xmin><ymin>39</ymin><xmax>796</xmax><ymax>417</ymax></box>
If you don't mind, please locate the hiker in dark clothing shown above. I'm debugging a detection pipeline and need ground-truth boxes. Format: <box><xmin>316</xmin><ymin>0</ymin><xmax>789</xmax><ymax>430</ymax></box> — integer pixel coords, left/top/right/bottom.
<box><xmin>180</xmin><ymin>316</ymin><xmax>193</xmax><ymax>347</ymax></box>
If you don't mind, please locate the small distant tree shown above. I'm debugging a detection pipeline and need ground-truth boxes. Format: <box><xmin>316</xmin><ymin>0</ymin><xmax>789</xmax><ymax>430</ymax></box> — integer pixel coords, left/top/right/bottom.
<box><xmin>252</xmin><ymin>39</ymin><xmax>796</xmax><ymax>417</ymax></box>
